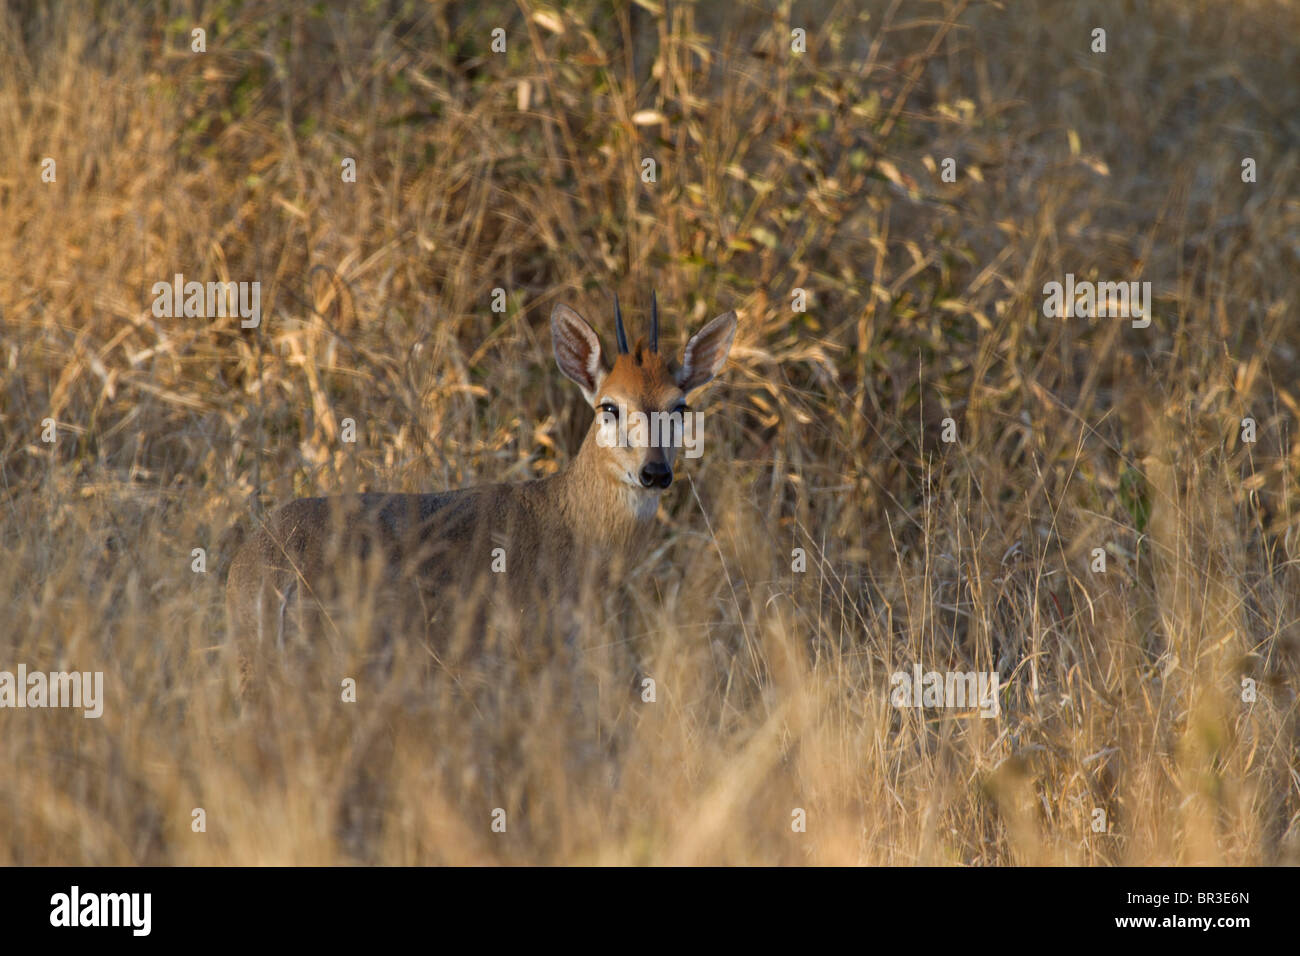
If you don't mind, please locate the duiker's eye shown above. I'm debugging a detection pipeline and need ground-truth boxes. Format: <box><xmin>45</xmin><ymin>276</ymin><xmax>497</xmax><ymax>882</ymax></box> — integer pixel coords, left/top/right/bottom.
<box><xmin>598</xmin><ymin>402</ymin><xmax>620</xmax><ymax>418</ymax></box>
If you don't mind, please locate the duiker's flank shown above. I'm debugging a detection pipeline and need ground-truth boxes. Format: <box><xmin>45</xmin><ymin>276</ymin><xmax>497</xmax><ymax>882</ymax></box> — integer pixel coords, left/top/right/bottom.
<box><xmin>225</xmin><ymin>294</ymin><xmax>737</xmax><ymax>673</ymax></box>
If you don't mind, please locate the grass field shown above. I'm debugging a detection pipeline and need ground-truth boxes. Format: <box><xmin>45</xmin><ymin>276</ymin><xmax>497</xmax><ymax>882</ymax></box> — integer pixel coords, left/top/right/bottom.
<box><xmin>1</xmin><ymin>0</ymin><xmax>1297</xmax><ymax>864</ymax></box>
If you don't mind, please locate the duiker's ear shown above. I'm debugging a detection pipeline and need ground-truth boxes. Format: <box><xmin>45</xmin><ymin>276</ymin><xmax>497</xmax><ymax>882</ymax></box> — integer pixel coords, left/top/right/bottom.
<box><xmin>551</xmin><ymin>303</ymin><xmax>606</xmax><ymax>403</ymax></box>
<box><xmin>676</xmin><ymin>310</ymin><xmax>737</xmax><ymax>392</ymax></box>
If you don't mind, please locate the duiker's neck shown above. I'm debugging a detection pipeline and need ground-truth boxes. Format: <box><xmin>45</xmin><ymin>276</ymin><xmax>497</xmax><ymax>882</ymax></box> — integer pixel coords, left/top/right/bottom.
<box><xmin>548</xmin><ymin>426</ymin><xmax>656</xmax><ymax>552</ymax></box>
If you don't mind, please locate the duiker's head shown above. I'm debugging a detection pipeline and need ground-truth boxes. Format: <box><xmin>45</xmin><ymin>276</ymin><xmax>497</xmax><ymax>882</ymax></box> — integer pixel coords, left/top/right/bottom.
<box><xmin>551</xmin><ymin>293</ymin><xmax>736</xmax><ymax>497</ymax></box>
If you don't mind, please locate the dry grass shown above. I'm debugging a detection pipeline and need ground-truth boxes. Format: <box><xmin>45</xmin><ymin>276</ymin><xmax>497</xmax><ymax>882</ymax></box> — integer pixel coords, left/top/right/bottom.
<box><xmin>1</xmin><ymin>0</ymin><xmax>1297</xmax><ymax>864</ymax></box>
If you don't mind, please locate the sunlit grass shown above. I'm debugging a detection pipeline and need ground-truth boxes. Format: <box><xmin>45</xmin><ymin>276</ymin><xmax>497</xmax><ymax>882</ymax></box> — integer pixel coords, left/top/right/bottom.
<box><xmin>0</xmin><ymin>0</ymin><xmax>1296</xmax><ymax>864</ymax></box>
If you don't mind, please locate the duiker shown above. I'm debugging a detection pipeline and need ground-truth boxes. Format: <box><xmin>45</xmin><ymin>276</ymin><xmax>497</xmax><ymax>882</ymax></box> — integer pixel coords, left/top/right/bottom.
<box><xmin>225</xmin><ymin>294</ymin><xmax>737</xmax><ymax>670</ymax></box>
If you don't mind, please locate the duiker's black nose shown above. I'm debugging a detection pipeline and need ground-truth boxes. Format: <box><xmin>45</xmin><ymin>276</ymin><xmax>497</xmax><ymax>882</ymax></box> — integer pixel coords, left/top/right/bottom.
<box><xmin>639</xmin><ymin>461</ymin><xmax>672</xmax><ymax>489</ymax></box>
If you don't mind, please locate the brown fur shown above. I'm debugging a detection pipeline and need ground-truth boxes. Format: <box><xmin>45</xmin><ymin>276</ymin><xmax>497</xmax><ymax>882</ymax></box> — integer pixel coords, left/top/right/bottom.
<box><xmin>226</xmin><ymin>424</ymin><xmax>643</xmax><ymax>658</ymax></box>
<box><xmin>225</xmin><ymin>301</ymin><xmax>736</xmax><ymax>680</ymax></box>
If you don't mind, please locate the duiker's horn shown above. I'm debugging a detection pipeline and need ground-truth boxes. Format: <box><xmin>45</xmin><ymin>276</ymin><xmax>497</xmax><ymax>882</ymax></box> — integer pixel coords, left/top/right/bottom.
<box><xmin>613</xmin><ymin>291</ymin><xmax>629</xmax><ymax>354</ymax></box>
<box><xmin>650</xmin><ymin>290</ymin><xmax>659</xmax><ymax>353</ymax></box>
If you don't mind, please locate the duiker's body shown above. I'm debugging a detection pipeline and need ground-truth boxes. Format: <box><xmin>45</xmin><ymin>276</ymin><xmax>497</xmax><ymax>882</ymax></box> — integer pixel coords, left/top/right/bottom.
<box><xmin>225</xmin><ymin>295</ymin><xmax>736</xmax><ymax>666</ymax></box>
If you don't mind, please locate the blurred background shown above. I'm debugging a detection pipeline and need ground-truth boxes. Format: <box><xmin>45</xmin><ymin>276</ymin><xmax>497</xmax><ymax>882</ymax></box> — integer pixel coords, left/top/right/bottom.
<box><xmin>0</xmin><ymin>0</ymin><xmax>1297</xmax><ymax>864</ymax></box>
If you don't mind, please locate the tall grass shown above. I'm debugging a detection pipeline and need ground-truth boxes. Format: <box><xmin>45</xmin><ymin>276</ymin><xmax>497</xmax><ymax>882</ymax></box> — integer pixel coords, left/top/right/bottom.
<box><xmin>0</xmin><ymin>0</ymin><xmax>1296</xmax><ymax>864</ymax></box>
